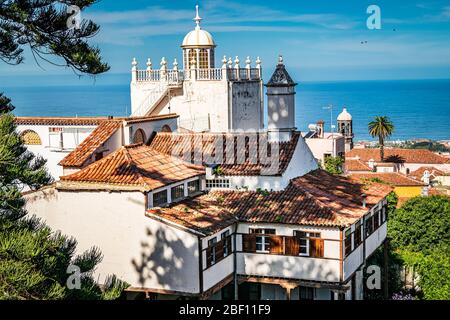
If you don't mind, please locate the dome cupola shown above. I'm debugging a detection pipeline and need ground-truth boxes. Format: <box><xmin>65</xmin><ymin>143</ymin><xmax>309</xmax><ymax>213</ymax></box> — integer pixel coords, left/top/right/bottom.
<box><xmin>181</xmin><ymin>5</ymin><xmax>216</xmax><ymax>70</ymax></box>
<box><xmin>337</xmin><ymin>107</ymin><xmax>352</xmax><ymax>121</ymax></box>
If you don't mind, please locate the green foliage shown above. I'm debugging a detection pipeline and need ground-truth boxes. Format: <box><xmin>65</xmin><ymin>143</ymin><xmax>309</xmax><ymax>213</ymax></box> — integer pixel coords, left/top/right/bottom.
<box><xmin>403</xmin><ymin>141</ymin><xmax>450</xmax><ymax>153</ymax></box>
<box><xmin>0</xmin><ymin>113</ymin><xmax>128</xmax><ymax>299</ymax></box>
<box><xmin>323</xmin><ymin>156</ymin><xmax>344</xmax><ymax>175</ymax></box>
<box><xmin>0</xmin><ymin>0</ymin><xmax>109</xmax><ymax>75</ymax></box>
<box><xmin>0</xmin><ymin>113</ymin><xmax>52</xmax><ymax>221</ymax></box>
<box><xmin>368</xmin><ymin>116</ymin><xmax>394</xmax><ymax>161</ymax></box>
<box><xmin>388</xmin><ymin>195</ymin><xmax>450</xmax><ymax>300</ymax></box>
<box><xmin>386</xmin><ymin>191</ymin><xmax>398</xmax><ymax>216</ymax></box>
<box><xmin>0</xmin><ymin>0</ymin><xmax>110</xmax><ymax>116</ymax></box>
<box><xmin>0</xmin><ymin>93</ymin><xmax>14</xmax><ymax>114</ymax></box>
<box><xmin>212</xmin><ymin>165</ymin><xmax>224</xmax><ymax>176</ymax></box>
<box><xmin>388</xmin><ymin>196</ymin><xmax>450</xmax><ymax>253</ymax></box>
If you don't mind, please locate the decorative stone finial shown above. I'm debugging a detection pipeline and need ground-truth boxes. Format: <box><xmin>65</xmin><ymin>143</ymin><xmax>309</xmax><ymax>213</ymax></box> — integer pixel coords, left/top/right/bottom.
<box><xmin>194</xmin><ymin>5</ymin><xmax>202</xmax><ymax>30</ymax></box>
<box><xmin>245</xmin><ymin>56</ymin><xmax>251</xmax><ymax>69</ymax></box>
<box><xmin>228</xmin><ymin>57</ymin><xmax>233</xmax><ymax>68</ymax></box>
<box><xmin>160</xmin><ymin>57</ymin><xmax>167</xmax><ymax>71</ymax></box>
<box><xmin>222</xmin><ymin>56</ymin><xmax>228</xmax><ymax>69</ymax></box>
<box><xmin>132</xmin><ymin>57</ymin><xmax>138</xmax><ymax>68</ymax></box>
<box><xmin>173</xmin><ymin>58</ymin><xmax>178</xmax><ymax>71</ymax></box>
<box><xmin>278</xmin><ymin>55</ymin><xmax>284</xmax><ymax>65</ymax></box>
<box><xmin>146</xmin><ymin>58</ymin><xmax>152</xmax><ymax>70</ymax></box>
<box><xmin>256</xmin><ymin>56</ymin><xmax>262</xmax><ymax>69</ymax></box>
<box><xmin>234</xmin><ymin>56</ymin><xmax>240</xmax><ymax>69</ymax></box>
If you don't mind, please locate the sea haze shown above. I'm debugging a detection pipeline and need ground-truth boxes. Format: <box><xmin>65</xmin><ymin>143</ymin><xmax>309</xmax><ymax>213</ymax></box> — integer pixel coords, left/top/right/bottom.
<box><xmin>4</xmin><ymin>79</ymin><xmax>450</xmax><ymax>141</ymax></box>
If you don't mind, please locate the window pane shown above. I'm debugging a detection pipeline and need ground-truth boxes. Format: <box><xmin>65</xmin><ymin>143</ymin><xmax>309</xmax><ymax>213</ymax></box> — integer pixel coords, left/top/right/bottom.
<box><xmin>188</xmin><ymin>179</ymin><xmax>200</xmax><ymax>195</ymax></box>
<box><xmin>152</xmin><ymin>190</ymin><xmax>167</xmax><ymax>207</ymax></box>
<box><xmin>171</xmin><ymin>184</ymin><xmax>185</xmax><ymax>201</ymax></box>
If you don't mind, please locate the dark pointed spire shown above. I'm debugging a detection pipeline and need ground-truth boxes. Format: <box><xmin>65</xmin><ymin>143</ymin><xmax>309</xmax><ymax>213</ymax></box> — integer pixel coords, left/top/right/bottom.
<box><xmin>266</xmin><ymin>55</ymin><xmax>297</xmax><ymax>87</ymax></box>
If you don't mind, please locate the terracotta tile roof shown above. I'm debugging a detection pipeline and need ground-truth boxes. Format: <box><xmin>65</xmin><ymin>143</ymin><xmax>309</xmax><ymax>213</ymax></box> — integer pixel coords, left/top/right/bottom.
<box><xmin>59</xmin><ymin>121</ymin><xmax>122</xmax><ymax>168</ymax></box>
<box><xmin>15</xmin><ymin>114</ymin><xmax>178</xmax><ymax>126</ymax></box>
<box><xmin>147</xmin><ymin>170</ymin><xmax>392</xmax><ymax>234</ymax></box>
<box><xmin>15</xmin><ymin>116</ymin><xmax>108</xmax><ymax>126</ymax></box>
<box><xmin>346</xmin><ymin>148</ymin><xmax>450</xmax><ymax>164</ymax></box>
<box><xmin>350</xmin><ymin>172</ymin><xmax>425</xmax><ymax>186</ymax></box>
<box><xmin>409</xmin><ymin>166</ymin><xmax>447</xmax><ymax>180</ymax></box>
<box><xmin>345</xmin><ymin>159</ymin><xmax>372</xmax><ymax>172</ymax></box>
<box><xmin>122</xmin><ymin>114</ymin><xmax>178</xmax><ymax>124</ymax></box>
<box><xmin>59</xmin><ymin>144</ymin><xmax>204</xmax><ymax>191</ymax></box>
<box><xmin>149</xmin><ymin>132</ymin><xmax>300</xmax><ymax>176</ymax></box>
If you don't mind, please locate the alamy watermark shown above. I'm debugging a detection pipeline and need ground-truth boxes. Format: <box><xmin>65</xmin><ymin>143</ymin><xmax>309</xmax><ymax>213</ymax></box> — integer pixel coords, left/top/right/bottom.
<box><xmin>367</xmin><ymin>5</ymin><xmax>382</xmax><ymax>30</ymax></box>
<box><xmin>66</xmin><ymin>5</ymin><xmax>81</xmax><ymax>30</ymax></box>
<box><xmin>170</xmin><ymin>132</ymin><xmax>280</xmax><ymax>176</ymax></box>
<box><xmin>66</xmin><ymin>264</ymin><xmax>81</xmax><ymax>290</ymax></box>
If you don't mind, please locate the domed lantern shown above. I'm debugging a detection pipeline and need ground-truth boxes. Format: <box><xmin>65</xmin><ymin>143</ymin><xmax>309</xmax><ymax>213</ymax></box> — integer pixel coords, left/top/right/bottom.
<box><xmin>181</xmin><ymin>5</ymin><xmax>216</xmax><ymax>70</ymax></box>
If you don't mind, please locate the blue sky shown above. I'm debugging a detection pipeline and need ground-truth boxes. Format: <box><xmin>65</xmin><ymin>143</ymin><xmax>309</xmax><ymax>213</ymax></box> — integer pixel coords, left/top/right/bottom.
<box><xmin>2</xmin><ymin>0</ymin><xmax>450</xmax><ymax>84</ymax></box>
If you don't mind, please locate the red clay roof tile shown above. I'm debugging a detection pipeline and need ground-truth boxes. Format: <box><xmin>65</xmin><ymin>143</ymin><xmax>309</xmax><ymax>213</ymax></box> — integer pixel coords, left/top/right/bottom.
<box><xmin>148</xmin><ymin>170</ymin><xmax>392</xmax><ymax>234</ymax></box>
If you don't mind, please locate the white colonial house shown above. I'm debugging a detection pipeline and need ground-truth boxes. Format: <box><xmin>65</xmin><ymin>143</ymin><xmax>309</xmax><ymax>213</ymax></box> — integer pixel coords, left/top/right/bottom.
<box><xmin>22</xmin><ymin>5</ymin><xmax>393</xmax><ymax>300</ymax></box>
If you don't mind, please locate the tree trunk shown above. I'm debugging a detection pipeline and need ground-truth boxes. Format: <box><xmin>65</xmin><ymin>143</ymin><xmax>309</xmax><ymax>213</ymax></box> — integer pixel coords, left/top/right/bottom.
<box><xmin>379</xmin><ymin>137</ymin><xmax>384</xmax><ymax>161</ymax></box>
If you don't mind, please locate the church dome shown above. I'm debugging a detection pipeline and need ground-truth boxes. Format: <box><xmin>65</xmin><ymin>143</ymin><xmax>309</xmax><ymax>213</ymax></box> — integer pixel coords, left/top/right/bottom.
<box><xmin>337</xmin><ymin>108</ymin><xmax>352</xmax><ymax>121</ymax></box>
<box><xmin>182</xmin><ymin>29</ymin><xmax>216</xmax><ymax>48</ymax></box>
<box><xmin>181</xmin><ymin>6</ymin><xmax>216</xmax><ymax>48</ymax></box>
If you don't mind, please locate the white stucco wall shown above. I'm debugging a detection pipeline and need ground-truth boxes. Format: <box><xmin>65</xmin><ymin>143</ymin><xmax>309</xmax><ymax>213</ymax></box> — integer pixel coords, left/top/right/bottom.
<box><xmin>132</xmin><ymin>79</ymin><xmax>232</xmax><ymax>132</ymax></box>
<box><xmin>237</xmin><ymin>253</ymin><xmax>340</xmax><ymax>282</ymax></box>
<box><xmin>17</xmin><ymin>124</ymin><xmax>96</xmax><ymax>179</ymax></box>
<box><xmin>236</xmin><ymin>223</ymin><xmax>341</xmax><ymax>282</ymax></box>
<box><xmin>230</xmin><ymin>81</ymin><xmax>264</xmax><ymax>131</ymax></box>
<box><xmin>305</xmin><ymin>135</ymin><xmax>345</xmax><ymax>164</ymax></box>
<box><xmin>24</xmin><ymin>188</ymin><xmax>201</xmax><ymax>294</ymax></box>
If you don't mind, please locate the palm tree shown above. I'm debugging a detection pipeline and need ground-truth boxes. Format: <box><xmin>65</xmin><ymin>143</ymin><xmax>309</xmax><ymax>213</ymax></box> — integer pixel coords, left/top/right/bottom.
<box><xmin>368</xmin><ymin>116</ymin><xmax>394</xmax><ymax>161</ymax></box>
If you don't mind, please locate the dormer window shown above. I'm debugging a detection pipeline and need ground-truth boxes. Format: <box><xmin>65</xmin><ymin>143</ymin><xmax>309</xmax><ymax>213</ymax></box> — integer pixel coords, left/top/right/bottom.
<box><xmin>171</xmin><ymin>184</ymin><xmax>185</xmax><ymax>202</ymax></box>
<box><xmin>188</xmin><ymin>179</ymin><xmax>200</xmax><ymax>195</ymax></box>
<box><xmin>152</xmin><ymin>190</ymin><xmax>168</xmax><ymax>207</ymax></box>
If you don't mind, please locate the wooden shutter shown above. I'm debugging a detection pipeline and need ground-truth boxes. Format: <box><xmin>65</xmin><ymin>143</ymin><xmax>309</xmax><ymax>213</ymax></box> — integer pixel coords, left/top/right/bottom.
<box><xmin>310</xmin><ymin>238</ymin><xmax>324</xmax><ymax>258</ymax></box>
<box><xmin>285</xmin><ymin>237</ymin><xmax>300</xmax><ymax>256</ymax></box>
<box><xmin>242</xmin><ymin>234</ymin><xmax>256</xmax><ymax>253</ymax></box>
<box><xmin>269</xmin><ymin>236</ymin><xmax>284</xmax><ymax>254</ymax></box>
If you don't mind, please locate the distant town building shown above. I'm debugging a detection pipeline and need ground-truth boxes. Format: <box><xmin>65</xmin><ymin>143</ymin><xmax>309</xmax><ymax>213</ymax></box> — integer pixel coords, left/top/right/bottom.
<box><xmin>337</xmin><ymin>108</ymin><xmax>354</xmax><ymax>151</ymax></box>
<box><xmin>304</xmin><ymin>120</ymin><xmax>345</xmax><ymax>165</ymax></box>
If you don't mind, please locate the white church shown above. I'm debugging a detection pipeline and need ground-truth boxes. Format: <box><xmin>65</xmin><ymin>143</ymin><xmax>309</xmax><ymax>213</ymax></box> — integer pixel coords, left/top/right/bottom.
<box><xmin>19</xmin><ymin>6</ymin><xmax>390</xmax><ymax>300</ymax></box>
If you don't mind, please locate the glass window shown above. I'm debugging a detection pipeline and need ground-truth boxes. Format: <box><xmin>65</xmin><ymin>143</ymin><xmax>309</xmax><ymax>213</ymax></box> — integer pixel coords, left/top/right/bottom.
<box><xmin>354</xmin><ymin>221</ymin><xmax>362</xmax><ymax>247</ymax></box>
<box><xmin>206</xmin><ymin>179</ymin><xmax>230</xmax><ymax>189</ymax></box>
<box><xmin>171</xmin><ymin>184</ymin><xmax>185</xmax><ymax>202</ymax></box>
<box><xmin>199</xmin><ymin>49</ymin><xmax>209</xmax><ymax>69</ymax></box>
<box><xmin>299</xmin><ymin>287</ymin><xmax>314</xmax><ymax>300</ymax></box>
<box><xmin>21</xmin><ymin>130</ymin><xmax>42</xmax><ymax>145</ymax></box>
<box><xmin>345</xmin><ymin>229</ymin><xmax>352</xmax><ymax>257</ymax></box>
<box><xmin>152</xmin><ymin>190</ymin><xmax>167</xmax><ymax>207</ymax></box>
<box><xmin>208</xmin><ymin>237</ymin><xmax>217</xmax><ymax>265</ymax></box>
<box><xmin>365</xmin><ymin>215</ymin><xmax>374</xmax><ymax>237</ymax></box>
<box><xmin>374</xmin><ymin>211</ymin><xmax>380</xmax><ymax>230</ymax></box>
<box><xmin>188</xmin><ymin>179</ymin><xmax>201</xmax><ymax>195</ymax></box>
<box><xmin>222</xmin><ymin>230</ymin><xmax>230</xmax><ymax>257</ymax></box>
<box><xmin>250</xmin><ymin>229</ymin><xmax>275</xmax><ymax>252</ymax></box>
<box><xmin>294</xmin><ymin>231</ymin><xmax>309</xmax><ymax>256</ymax></box>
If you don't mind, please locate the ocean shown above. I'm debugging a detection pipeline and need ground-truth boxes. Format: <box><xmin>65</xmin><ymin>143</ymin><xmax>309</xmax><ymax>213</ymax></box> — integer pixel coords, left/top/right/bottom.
<box><xmin>4</xmin><ymin>79</ymin><xmax>450</xmax><ymax>141</ymax></box>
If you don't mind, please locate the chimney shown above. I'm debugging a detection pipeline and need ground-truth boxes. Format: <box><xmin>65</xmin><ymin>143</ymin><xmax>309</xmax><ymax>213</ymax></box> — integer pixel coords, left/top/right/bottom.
<box><xmin>368</xmin><ymin>159</ymin><xmax>375</xmax><ymax>170</ymax></box>
<box><xmin>316</xmin><ymin>120</ymin><xmax>325</xmax><ymax>138</ymax></box>
<box><xmin>361</xmin><ymin>193</ymin><xmax>367</xmax><ymax>208</ymax></box>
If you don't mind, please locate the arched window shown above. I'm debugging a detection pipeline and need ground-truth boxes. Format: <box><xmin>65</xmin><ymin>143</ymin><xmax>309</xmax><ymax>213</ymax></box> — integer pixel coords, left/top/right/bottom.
<box><xmin>21</xmin><ymin>130</ymin><xmax>41</xmax><ymax>145</ymax></box>
<box><xmin>133</xmin><ymin>129</ymin><xmax>146</xmax><ymax>144</ymax></box>
<box><xmin>161</xmin><ymin>125</ymin><xmax>172</xmax><ymax>133</ymax></box>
